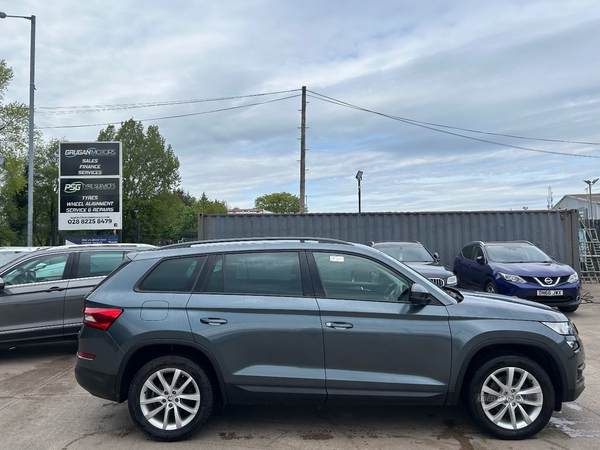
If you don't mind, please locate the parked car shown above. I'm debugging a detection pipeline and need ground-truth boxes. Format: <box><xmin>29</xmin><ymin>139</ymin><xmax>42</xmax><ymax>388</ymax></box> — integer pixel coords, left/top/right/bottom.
<box><xmin>0</xmin><ymin>243</ymin><xmax>155</xmax><ymax>347</ymax></box>
<box><xmin>453</xmin><ymin>241</ymin><xmax>580</xmax><ymax>312</ymax></box>
<box><xmin>371</xmin><ymin>241</ymin><xmax>457</xmax><ymax>287</ymax></box>
<box><xmin>75</xmin><ymin>237</ymin><xmax>585</xmax><ymax>442</ymax></box>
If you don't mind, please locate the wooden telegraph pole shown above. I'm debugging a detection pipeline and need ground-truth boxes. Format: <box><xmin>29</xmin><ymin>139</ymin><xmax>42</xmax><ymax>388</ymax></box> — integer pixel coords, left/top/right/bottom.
<box><xmin>299</xmin><ymin>86</ymin><xmax>306</xmax><ymax>213</ymax></box>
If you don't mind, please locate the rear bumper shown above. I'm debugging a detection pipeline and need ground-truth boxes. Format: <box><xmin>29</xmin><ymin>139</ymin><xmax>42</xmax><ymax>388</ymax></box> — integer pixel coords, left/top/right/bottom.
<box><xmin>75</xmin><ymin>360</ymin><xmax>119</xmax><ymax>402</ymax></box>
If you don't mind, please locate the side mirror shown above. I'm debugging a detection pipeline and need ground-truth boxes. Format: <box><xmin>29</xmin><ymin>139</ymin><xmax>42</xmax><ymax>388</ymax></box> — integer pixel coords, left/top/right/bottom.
<box><xmin>0</xmin><ymin>277</ymin><xmax>4</xmax><ymax>290</ymax></box>
<box><xmin>433</xmin><ymin>252</ymin><xmax>440</xmax><ymax>262</ymax></box>
<box><xmin>476</xmin><ymin>255</ymin><xmax>485</xmax><ymax>264</ymax></box>
<box><xmin>410</xmin><ymin>283</ymin><xmax>431</xmax><ymax>305</ymax></box>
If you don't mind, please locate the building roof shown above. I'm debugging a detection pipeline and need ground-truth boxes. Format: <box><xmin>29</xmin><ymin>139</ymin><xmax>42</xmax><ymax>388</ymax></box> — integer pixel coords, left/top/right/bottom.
<box><xmin>561</xmin><ymin>193</ymin><xmax>600</xmax><ymax>203</ymax></box>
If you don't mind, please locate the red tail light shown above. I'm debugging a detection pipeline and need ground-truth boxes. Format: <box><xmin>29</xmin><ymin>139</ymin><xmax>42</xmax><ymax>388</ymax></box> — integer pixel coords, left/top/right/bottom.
<box><xmin>83</xmin><ymin>307</ymin><xmax>123</xmax><ymax>330</ymax></box>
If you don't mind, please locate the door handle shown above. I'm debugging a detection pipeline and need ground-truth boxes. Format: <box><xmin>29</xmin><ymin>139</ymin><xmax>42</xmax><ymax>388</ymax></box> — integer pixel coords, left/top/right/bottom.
<box><xmin>45</xmin><ymin>286</ymin><xmax>65</xmax><ymax>292</ymax></box>
<box><xmin>200</xmin><ymin>318</ymin><xmax>228</xmax><ymax>326</ymax></box>
<box><xmin>325</xmin><ymin>322</ymin><xmax>353</xmax><ymax>330</ymax></box>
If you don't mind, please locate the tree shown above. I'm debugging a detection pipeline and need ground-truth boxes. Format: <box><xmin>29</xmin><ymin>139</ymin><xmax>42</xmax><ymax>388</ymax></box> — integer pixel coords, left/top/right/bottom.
<box><xmin>97</xmin><ymin>119</ymin><xmax>182</xmax><ymax>243</ymax></box>
<box><xmin>254</xmin><ymin>192</ymin><xmax>300</xmax><ymax>213</ymax></box>
<box><xmin>166</xmin><ymin>192</ymin><xmax>228</xmax><ymax>241</ymax></box>
<box><xmin>0</xmin><ymin>60</ymin><xmax>31</xmax><ymax>245</ymax></box>
<box><xmin>32</xmin><ymin>139</ymin><xmax>59</xmax><ymax>245</ymax></box>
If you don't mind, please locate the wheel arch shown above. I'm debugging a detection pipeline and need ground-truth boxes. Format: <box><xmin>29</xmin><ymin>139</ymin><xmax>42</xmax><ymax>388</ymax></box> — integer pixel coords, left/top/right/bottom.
<box><xmin>116</xmin><ymin>341</ymin><xmax>227</xmax><ymax>405</ymax></box>
<box><xmin>451</xmin><ymin>343</ymin><xmax>565</xmax><ymax>411</ymax></box>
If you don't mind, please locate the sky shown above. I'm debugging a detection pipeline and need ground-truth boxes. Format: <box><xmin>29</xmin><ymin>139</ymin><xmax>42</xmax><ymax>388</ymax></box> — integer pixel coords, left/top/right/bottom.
<box><xmin>1</xmin><ymin>0</ymin><xmax>600</xmax><ymax>213</ymax></box>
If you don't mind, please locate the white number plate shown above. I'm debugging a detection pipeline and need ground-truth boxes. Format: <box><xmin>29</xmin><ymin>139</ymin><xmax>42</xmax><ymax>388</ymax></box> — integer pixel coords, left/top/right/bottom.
<box><xmin>537</xmin><ymin>290</ymin><xmax>563</xmax><ymax>296</ymax></box>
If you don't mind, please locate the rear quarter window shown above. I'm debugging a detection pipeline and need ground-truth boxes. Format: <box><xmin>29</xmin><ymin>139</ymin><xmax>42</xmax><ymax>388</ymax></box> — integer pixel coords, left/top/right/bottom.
<box><xmin>138</xmin><ymin>257</ymin><xmax>205</xmax><ymax>292</ymax></box>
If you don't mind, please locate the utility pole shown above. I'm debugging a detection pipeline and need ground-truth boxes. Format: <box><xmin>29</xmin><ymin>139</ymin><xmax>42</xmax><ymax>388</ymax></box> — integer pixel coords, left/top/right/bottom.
<box><xmin>299</xmin><ymin>86</ymin><xmax>306</xmax><ymax>213</ymax></box>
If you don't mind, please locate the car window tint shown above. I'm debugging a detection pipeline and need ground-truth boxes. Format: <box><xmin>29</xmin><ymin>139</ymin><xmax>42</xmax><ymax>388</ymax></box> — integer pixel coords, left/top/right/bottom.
<box><xmin>217</xmin><ymin>252</ymin><xmax>303</xmax><ymax>296</ymax></box>
<box><xmin>313</xmin><ymin>252</ymin><xmax>411</xmax><ymax>302</ymax></box>
<box><xmin>139</xmin><ymin>257</ymin><xmax>204</xmax><ymax>292</ymax></box>
<box><xmin>462</xmin><ymin>245</ymin><xmax>474</xmax><ymax>260</ymax></box>
<box><xmin>77</xmin><ymin>251</ymin><xmax>127</xmax><ymax>278</ymax></box>
<box><xmin>2</xmin><ymin>253</ymin><xmax>69</xmax><ymax>286</ymax></box>
<box><xmin>473</xmin><ymin>246</ymin><xmax>484</xmax><ymax>260</ymax></box>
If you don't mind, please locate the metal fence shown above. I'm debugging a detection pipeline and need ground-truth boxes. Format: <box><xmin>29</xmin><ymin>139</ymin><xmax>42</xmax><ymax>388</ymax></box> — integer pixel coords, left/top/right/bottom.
<box><xmin>198</xmin><ymin>209</ymin><xmax>581</xmax><ymax>270</ymax></box>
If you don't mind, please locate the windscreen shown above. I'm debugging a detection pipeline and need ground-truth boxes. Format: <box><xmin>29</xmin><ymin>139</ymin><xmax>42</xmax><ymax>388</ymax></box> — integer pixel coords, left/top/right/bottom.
<box><xmin>486</xmin><ymin>244</ymin><xmax>552</xmax><ymax>263</ymax></box>
<box><xmin>376</xmin><ymin>244</ymin><xmax>434</xmax><ymax>263</ymax></box>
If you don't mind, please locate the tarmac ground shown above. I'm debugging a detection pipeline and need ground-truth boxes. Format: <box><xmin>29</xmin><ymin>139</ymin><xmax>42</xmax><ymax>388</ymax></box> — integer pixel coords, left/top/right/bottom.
<box><xmin>1</xmin><ymin>285</ymin><xmax>599</xmax><ymax>450</ymax></box>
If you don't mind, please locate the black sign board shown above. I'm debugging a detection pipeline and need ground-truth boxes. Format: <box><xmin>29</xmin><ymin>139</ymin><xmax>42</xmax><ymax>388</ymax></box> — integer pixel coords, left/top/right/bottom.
<box><xmin>59</xmin><ymin>178</ymin><xmax>120</xmax><ymax>214</ymax></box>
<box><xmin>59</xmin><ymin>142</ymin><xmax>120</xmax><ymax>177</ymax></box>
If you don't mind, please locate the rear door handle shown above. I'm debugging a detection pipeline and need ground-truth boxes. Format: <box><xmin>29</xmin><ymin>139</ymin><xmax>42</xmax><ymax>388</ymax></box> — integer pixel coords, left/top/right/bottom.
<box><xmin>45</xmin><ymin>286</ymin><xmax>65</xmax><ymax>292</ymax></box>
<box><xmin>325</xmin><ymin>322</ymin><xmax>353</xmax><ymax>330</ymax></box>
<box><xmin>200</xmin><ymin>318</ymin><xmax>228</xmax><ymax>326</ymax></box>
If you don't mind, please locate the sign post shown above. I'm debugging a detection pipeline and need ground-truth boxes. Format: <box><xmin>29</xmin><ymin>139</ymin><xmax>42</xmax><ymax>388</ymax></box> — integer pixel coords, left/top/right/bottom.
<box><xmin>58</xmin><ymin>142</ymin><xmax>122</xmax><ymax>232</ymax></box>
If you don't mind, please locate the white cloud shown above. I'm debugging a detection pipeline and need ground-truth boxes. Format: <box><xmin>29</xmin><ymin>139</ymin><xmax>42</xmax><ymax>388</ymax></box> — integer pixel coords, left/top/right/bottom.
<box><xmin>1</xmin><ymin>0</ymin><xmax>599</xmax><ymax>213</ymax></box>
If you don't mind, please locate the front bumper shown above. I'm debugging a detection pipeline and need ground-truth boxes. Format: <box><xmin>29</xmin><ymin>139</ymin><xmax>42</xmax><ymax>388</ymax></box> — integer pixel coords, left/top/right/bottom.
<box><xmin>495</xmin><ymin>279</ymin><xmax>580</xmax><ymax>308</ymax></box>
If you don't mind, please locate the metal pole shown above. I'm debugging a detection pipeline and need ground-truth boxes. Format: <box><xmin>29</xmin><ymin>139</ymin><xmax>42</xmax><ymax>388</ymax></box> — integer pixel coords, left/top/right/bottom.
<box><xmin>358</xmin><ymin>178</ymin><xmax>361</xmax><ymax>213</ymax></box>
<box><xmin>355</xmin><ymin>171</ymin><xmax>363</xmax><ymax>213</ymax></box>
<box><xmin>589</xmin><ymin>185</ymin><xmax>593</xmax><ymax>223</ymax></box>
<box><xmin>27</xmin><ymin>15</ymin><xmax>36</xmax><ymax>246</ymax></box>
<box><xmin>584</xmin><ymin>179</ymin><xmax>599</xmax><ymax>224</ymax></box>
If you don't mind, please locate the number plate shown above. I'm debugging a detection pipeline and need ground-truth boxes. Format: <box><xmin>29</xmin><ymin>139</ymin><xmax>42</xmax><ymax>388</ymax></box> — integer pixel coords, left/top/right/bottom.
<box><xmin>537</xmin><ymin>290</ymin><xmax>563</xmax><ymax>296</ymax></box>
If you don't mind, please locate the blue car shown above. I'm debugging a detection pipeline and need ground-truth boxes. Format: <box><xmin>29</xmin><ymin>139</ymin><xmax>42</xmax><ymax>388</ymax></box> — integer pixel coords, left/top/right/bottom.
<box><xmin>453</xmin><ymin>240</ymin><xmax>580</xmax><ymax>312</ymax></box>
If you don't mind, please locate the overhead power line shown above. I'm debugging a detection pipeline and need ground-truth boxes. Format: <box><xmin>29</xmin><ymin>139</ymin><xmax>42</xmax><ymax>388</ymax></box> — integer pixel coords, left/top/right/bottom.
<box><xmin>36</xmin><ymin>89</ymin><xmax>302</xmax><ymax>115</ymax></box>
<box><xmin>37</xmin><ymin>94</ymin><xmax>301</xmax><ymax>130</ymax></box>
<box><xmin>35</xmin><ymin>86</ymin><xmax>599</xmax><ymax>157</ymax></box>
<box><xmin>306</xmin><ymin>90</ymin><xmax>600</xmax><ymax>159</ymax></box>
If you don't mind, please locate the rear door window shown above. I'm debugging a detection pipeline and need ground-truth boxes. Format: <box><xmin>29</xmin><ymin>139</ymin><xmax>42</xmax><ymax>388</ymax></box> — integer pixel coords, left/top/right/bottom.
<box><xmin>202</xmin><ymin>252</ymin><xmax>303</xmax><ymax>296</ymax></box>
<box><xmin>76</xmin><ymin>251</ymin><xmax>129</xmax><ymax>278</ymax></box>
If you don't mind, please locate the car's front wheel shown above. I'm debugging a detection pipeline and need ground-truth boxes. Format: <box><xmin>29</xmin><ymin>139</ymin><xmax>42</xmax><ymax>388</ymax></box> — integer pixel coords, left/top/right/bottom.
<box><xmin>484</xmin><ymin>280</ymin><xmax>498</xmax><ymax>293</ymax></box>
<box><xmin>128</xmin><ymin>355</ymin><xmax>214</xmax><ymax>441</ymax></box>
<box><xmin>466</xmin><ymin>354</ymin><xmax>555</xmax><ymax>439</ymax></box>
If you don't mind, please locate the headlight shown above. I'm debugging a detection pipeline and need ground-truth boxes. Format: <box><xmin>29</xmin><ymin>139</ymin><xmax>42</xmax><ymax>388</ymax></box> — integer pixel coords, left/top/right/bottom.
<box><xmin>568</xmin><ymin>272</ymin><xmax>579</xmax><ymax>283</ymax></box>
<box><xmin>498</xmin><ymin>272</ymin><xmax>526</xmax><ymax>283</ymax></box>
<box><xmin>446</xmin><ymin>275</ymin><xmax>458</xmax><ymax>286</ymax></box>
<box><xmin>542</xmin><ymin>320</ymin><xmax>580</xmax><ymax>350</ymax></box>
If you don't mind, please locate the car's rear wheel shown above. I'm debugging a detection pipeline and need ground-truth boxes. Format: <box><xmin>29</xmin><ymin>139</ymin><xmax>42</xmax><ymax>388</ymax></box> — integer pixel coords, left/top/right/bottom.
<box><xmin>466</xmin><ymin>354</ymin><xmax>554</xmax><ymax>439</ymax></box>
<box><xmin>128</xmin><ymin>355</ymin><xmax>214</xmax><ymax>442</ymax></box>
<box><xmin>484</xmin><ymin>280</ymin><xmax>498</xmax><ymax>293</ymax></box>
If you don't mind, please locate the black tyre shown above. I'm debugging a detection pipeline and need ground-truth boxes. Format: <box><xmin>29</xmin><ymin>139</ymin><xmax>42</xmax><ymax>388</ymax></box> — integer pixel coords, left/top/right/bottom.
<box><xmin>558</xmin><ymin>305</ymin><xmax>579</xmax><ymax>313</ymax></box>
<box><xmin>128</xmin><ymin>355</ymin><xmax>214</xmax><ymax>442</ymax></box>
<box><xmin>484</xmin><ymin>280</ymin><xmax>498</xmax><ymax>293</ymax></box>
<box><xmin>466</xmin><ymin>354</ymin><xmax>555</xmax><ymax>440</ymax></box>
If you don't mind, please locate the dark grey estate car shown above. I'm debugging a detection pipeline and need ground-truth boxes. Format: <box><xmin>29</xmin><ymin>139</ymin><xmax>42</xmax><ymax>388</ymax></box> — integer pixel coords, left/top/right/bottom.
<box><xmin>0</xmin><ymin>243</ymin><xmax>154</xmax><ymax>347</ymax></box>
<box><xmin>75</xmin><ymin>238</ymin><xmax>585</xmax><ymax>442</ymax></box>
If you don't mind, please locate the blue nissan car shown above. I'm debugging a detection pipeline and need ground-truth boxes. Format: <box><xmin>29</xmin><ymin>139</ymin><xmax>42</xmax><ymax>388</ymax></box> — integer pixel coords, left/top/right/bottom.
<box><xmin>453</xmin><ymin>241</ymin><xmax>580</xmax><ymax>312</ymax></box>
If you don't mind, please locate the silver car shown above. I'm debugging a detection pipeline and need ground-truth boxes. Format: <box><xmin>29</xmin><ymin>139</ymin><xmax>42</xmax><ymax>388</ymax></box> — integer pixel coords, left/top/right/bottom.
<box><xmin>0</xmin><ymin>243</ymin><xmax>154</xmax><ymax>347</ymax></box>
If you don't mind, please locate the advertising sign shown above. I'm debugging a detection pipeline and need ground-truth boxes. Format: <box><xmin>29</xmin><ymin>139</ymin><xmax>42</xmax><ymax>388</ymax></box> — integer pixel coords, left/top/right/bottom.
<box><xmin>59</xmin><ymin>142</ymin><xmax>122</xmax><ymax>231</ymax></box>
<box><xmin>58</xmin><ymin>178</ymin><xmax>121</xmax><ymax>230</ymax></box>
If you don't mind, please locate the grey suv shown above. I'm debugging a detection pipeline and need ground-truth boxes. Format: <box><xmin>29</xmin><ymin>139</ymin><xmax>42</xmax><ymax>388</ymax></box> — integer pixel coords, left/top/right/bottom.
<box><xmin>0</xmin><ymin>243</ymin><xmax>154</xmax><ymax>347</ymax></box>
<box><xmin>74</xmin><ymin>238</ymin><xmax>585</xmax><ymax>442</ymax></box>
